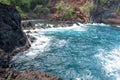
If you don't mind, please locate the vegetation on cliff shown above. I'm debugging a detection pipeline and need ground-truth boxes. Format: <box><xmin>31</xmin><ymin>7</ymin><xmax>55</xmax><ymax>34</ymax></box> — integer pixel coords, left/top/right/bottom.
<box><xmin>0</xmin><ymin>0</ymin><xmax>120</xmax><ymax>23</ymax></box>
<box><xmin>0</xmin><ymin>0</ymin><xmax>87</xmax><ymax>22</ymax></box>
<box><xmin>56</xmin><ymin>0</ymin><xmax>75</xmax><ymax>19</ymax></box>
<box><xmin>80</xmin><ymin>0</ymin><xmax>94</xmax><ymax>16</ymax></box>
<box><xmin>0</xmin><ymin>0</ymin><xmax>48</xmax><ymax>19</ymax></box>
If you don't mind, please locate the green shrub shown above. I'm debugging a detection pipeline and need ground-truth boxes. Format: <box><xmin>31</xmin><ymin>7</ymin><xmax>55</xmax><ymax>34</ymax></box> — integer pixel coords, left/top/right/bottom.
<box><xmin>99</xmin><ymin>0</ymin><xmax>107</xmax><ymax>6</ymax></box>
<box><xmin>33</xmin><ymin>5</ymin><xmax>50</xmax><ymax>16</ymax></box>
<box><xmin>9</xmin><ymin>0</ymin><xmax>23</xmax><ymax>6</ymax></box>
<box><xmin>20</xmin><ymin>0</ymin><xmax>32</xmax><ymax>12</ymax></box>
<box><xmin>80</xmin><ymin>1</ymin><xmax>94</xmax><ymax>16</ymax></box>
<box><xmin>16</xmin><ymin>6</ymin><xmax>26</xmax><ymax>18</ymax></box>
<box><xmin>0</xmin><ymin>0</ymin><xmax>11</xmax><ymax>5</ymax></box>
<box><xmin>116</xmin><ymin>7</ymin><xmax>120</xmax><ymax>14</ymax></box>
<box><xmin>30</xmin><ymin>0</ymin><xmax>45</xmax><ymax>9</ymax></box>
<box><xmin>56</xmin><ymin>1</ymin><xmax>75</xmax><ymax>19</ymax></box>
<box><xmin>32</xmin><ymin>13</ymin><xmax>38</xmax><ymax>18</ymax></box>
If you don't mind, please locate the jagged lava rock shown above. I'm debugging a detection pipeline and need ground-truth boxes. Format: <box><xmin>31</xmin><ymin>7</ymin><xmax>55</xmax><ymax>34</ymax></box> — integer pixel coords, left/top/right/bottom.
<box><xmin>0</xmin><ymin>3</ymin><xmax>30</xmax><ymax>53</ymax></box>
<box><xmin>0</xmin><ymin>3</ymin><xmax>30</xmax><ymax>68</ymax></box>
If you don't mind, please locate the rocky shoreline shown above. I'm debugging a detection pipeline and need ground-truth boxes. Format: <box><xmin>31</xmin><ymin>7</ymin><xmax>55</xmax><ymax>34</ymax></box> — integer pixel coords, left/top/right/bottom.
<box><xmin>0</xmin><ymin>3</ymin><xmax>60</xmax><ymax>80</ymax></box>
<box><xmin>0</xmin><ymin>1</ymin><xmax>119</xmax><ymax>80</ymax></box>
<box><xmin>22</xmin><ymin>19</ymin><xmax>120</xmax><ymax>31</ymax></box>
<box><xmin>0</xmin><ymin>68</ymin><xmax>59</xmax><ymax>80</ymax></box>
<box><xmin>102</xmin><ymin>18</ymin><xmax>120</xmax><ymax>26</ymax></box>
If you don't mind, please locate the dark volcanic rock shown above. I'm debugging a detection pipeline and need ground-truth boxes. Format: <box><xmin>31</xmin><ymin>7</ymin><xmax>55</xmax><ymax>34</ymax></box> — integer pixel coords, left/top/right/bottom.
<box><xmin>0</xmin><ymin>3</ymin><xmax>30</xmax><ymax>53</ymax></box>
<box><xmin>90</xmin><ymin>0</ymin><xmax>120</xmax><ymax>25</ymax></box>
<box><xmin>0</xmin><ymin>3</ymin><xmax>30</xmax><ymax>68</ymax></box>
<box><xmin>0</xmin><ymin>3</ymin><xmax>60</xmax><ymax>80</ymax></box>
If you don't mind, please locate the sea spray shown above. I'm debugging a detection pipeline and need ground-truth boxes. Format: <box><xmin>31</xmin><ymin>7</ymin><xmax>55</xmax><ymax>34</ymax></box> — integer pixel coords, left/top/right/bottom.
<box><xmin>11</xmin><ymin>23</ymin><xmax>120</xmax><ymax>80</ymax></box>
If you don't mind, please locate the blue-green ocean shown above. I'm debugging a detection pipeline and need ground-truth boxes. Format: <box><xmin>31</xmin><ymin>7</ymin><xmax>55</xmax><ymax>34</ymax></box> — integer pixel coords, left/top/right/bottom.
<box><xmin>11</xmin><ymin>23</ymin><xmax>120</xmax><ymax>80</ymax></box>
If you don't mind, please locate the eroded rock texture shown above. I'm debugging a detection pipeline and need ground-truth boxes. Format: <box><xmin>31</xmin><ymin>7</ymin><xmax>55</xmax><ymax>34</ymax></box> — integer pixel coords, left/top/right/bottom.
<box><xmin>0</xmin><ymin>3</ymin><xmax>30</xmax><ymax>53</ymax></box>
<box><xmin>0</xmin><ymin>68</ymin><xmax>60</xmax><ymax>80</ymax></box>
<box><xmin>90</xmin><ymin>0</ymin><xmax>120</xmax><ymax>25</ymax></box>
<box><xmin>0</xmin><ymin>3</ymin><xmax>30</xmax><ymax>68</ymax></box>
<box><xmin>0</xmin><ymin>3</ymin><xmax>60</xmax><ymax>80</ymax></box>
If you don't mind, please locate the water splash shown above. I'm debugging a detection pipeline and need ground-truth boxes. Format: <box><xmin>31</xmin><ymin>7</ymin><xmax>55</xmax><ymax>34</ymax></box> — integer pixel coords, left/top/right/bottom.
<box><xmin>11</xmin><ymin>23</ymin><xmax>120</xmax><ymax>80</ymax></box>
<box><xmin>96</xmin><ymin>47</ymin><xmax>120</xmax><ymax>80</ymax></box>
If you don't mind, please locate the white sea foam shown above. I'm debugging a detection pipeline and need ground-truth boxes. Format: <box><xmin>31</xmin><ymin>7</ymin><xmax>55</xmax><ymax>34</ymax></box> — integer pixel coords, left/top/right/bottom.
<box><xmin>22</xmin><ymin>23</ymin><xmax>88</xmax><ymax>59</ymax></box>
<box><xmin>55</xmin><ymin>40</ymin><xmax>67</xmax><ymax>48</ymax></box>
<box><xmin>96</xmin><ymin>47</ymin><xmax>120</xmax><ymax>80</ymax></box>
<box><xmin>86</xmin><ymin>23</ymin><xmax>112</xmax><ymax>28</ymax></box>
<box><xmin>23</xmin><ymin>23</ymin><xmax>89</xmax><ymax>58</ymax></box>
<box><xmin>72</xmin><ymin>23</ymin><xmax>87</xmax><ymax>31</ymax></box>
<box><xmin>40</xmin><ymin>23</ymin><xmax>87</xmax><ymax>32</ymax></box>
<box><xmin>86</xmin><ymin>23</ymin><xmax>107</xmax><ymax>26</ymax></box>
<box><xmin>35</xmin><ymin>23</ymin><xmax>54</xmax><ymax>28</ymax></box>
<box><xmin>116</xmin><ymin>25</ymin><xmax>120</xmax><ymax>27</ymax></box>
<box><xmin>12</xmin><ymin>23</ymin><xmax>120</xmax><ymax>79</ymax></box>
<box><xmin>26</xmin><ymin>36</ymin><xmax>51</xmax><ymax>57</ymax></box>
<box><xmin>24</xmin><ymin>29</ymin><xmax>52</xmax><ymax>58</ymax></box>
<box><xmin>75</xmin><ymin>70</ymin><xmax>93</xmax><ymax>80</ymax></box>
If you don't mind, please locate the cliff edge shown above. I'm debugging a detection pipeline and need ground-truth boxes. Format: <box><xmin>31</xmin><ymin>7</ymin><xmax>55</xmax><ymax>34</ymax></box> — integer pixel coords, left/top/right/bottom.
<box><xmin>0</xmin><ymin>3</ymin><xmax>59</xmax><ymax>80</ymax></box>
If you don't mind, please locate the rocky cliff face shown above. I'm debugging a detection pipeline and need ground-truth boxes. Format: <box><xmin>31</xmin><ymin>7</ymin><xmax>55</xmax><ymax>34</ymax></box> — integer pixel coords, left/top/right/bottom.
<box><xmin>0</xmin><ymin>3</ymin><xmax>60</xmax><ymax>80</ymax></box>
<box><xmin>90</xmin><ymin>0</ymin><xmax>120</xmax><ymax>25</ymax></box>
<box><xmin>0</xmin><ymin>3</ymin><xmax>30</xmax><ymax>68</ymax></box>
<box><xmin>47</xmin><ymin>0</ymin><xmax>120</xmax><ymax>24</ymax></box>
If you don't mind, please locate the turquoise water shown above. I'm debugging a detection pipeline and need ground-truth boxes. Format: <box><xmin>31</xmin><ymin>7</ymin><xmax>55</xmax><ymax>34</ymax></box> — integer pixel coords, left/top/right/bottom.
<box><xmin>11</xmin><ymin>23</ymin><xmax>120</xmax><ymax>80</ymax></box>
